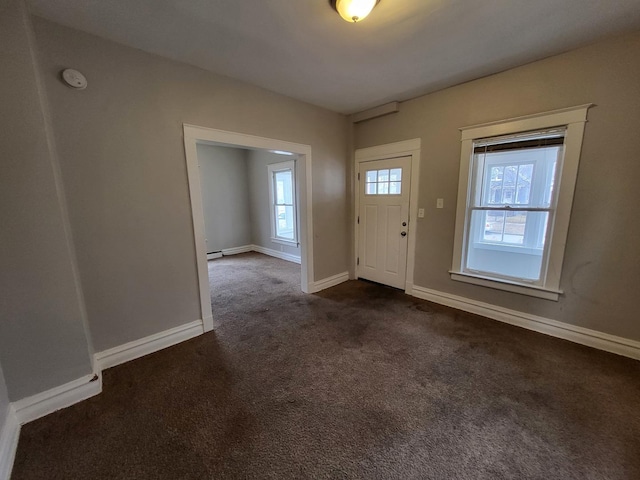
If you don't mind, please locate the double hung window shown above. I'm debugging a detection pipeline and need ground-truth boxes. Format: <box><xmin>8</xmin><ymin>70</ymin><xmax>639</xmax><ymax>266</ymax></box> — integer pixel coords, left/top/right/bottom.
<box><xmin>451</xmin><ymin>106</ymin><xmax>591</xmax><ymax>300</ymax></box>
<box><xmin>268</xmin><ymin>160</ymin><xmax>297</xmax><ymax>245</ymax></box>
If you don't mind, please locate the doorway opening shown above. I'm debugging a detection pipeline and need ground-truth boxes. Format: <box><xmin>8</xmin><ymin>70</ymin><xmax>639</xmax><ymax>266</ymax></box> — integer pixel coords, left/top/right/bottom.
<box><xmin>183</xmin><ymin>125</ymin><xmax>314</xmax><ymax>332</ymax></box>
<box><xmin>354</xmin><ymin>139</ymin><xmax>421</xmax><ymax>293</ymax></box>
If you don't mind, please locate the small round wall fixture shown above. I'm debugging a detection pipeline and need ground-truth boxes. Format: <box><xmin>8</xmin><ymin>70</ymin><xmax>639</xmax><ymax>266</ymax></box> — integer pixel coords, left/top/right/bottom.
<box><xmin>330</xmin><ymin>0</ymin><xmax>380</xmax><ymax>23</ymax></box>
<box><xmin>61</xmin><ymin>68</ymin><xmax>88</xmax><ymax>90</ymax></box>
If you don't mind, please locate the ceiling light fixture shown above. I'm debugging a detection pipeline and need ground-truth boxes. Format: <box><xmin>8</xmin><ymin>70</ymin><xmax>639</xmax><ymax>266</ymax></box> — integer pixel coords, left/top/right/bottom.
<box><xmin>331</xmin><ymin>0</ymin><xmax>380</xmax><ymax>23</ymax></box>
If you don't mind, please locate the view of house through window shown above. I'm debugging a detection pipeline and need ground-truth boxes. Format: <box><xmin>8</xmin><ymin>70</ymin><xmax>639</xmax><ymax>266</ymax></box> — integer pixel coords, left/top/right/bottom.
<box><xmin>268</xmin><ymin>160</ymin><xmax>297</xmax><ymax>244</ymax></box>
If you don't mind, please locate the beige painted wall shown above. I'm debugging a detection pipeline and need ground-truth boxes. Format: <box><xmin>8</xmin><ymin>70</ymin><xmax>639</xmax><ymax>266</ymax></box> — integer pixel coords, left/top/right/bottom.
<box><xmin>247</xmin><ymin>150</ymin><xmax>301</xmax><ymax>258</ymax></box>
<box><xmin>0</xmin><ymin>1</ymin><xmax>93</xmax><ymax>400</ymax></box>
<box><xmin>197</xmin><ymin>144</ymin><xmax>252</xmax><ymax>253</ymax></box>
<box><xmin>32</xmin><ymin>17</ymin><xmax>349</xmax><ymax>352</ymax></box>
<box><xmin>354</xmin><ymin>32</ymin><xmax>640</xmax><ymax>341</ymax></box>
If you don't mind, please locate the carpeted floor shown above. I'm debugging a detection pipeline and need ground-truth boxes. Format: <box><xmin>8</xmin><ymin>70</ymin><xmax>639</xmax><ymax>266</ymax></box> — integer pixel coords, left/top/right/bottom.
<box><xmin>12</xmin><ymin>252</ymin><xmax>640</xmax><ymax>479</ymax></box>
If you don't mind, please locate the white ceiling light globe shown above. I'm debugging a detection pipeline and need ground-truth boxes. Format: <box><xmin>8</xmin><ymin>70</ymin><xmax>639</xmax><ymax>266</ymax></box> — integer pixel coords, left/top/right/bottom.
<box><xmin>336</xmin><ymin>0</ymin><xmax>378</xmax><ymax>23</ymax></box>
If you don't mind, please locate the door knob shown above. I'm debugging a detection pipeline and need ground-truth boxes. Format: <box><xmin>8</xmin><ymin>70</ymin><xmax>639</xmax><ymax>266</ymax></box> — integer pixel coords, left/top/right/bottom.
<box><xmin>401</xmin><ymin>231</ymin><xmax>407</xmax><ymax>237</ymax></box>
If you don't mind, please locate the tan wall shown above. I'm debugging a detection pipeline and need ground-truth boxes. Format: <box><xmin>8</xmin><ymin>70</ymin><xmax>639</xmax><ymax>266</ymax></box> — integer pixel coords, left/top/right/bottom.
<box><xmin>32</xmin><ymin>17</ymin><xmax>349</xmax><ymax>352</ymax></box>
<box><xmin>197</xmin><ymin>145</ymin><xmax>252</xmax><ymax>253</ymax></box>
<box><xmin>354</xmin><ymin>32</ymin><xmax>640</xmax><ymax>341</ymax></box>
<box><xmin>0</xmin><ymin>1</ymin><xmax>93</xmax><ymax>400</ymax></box>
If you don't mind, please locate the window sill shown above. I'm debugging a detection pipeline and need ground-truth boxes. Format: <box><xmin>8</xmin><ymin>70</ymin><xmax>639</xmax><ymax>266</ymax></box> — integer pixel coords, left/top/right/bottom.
<box><xmin>271</xmin><ymin>237</ymin><xmax>298</xmax><ymax>247</ymax></box>
<box><xmin>449</xmin><ymin>271</ymin><xmax>561</xmax><ymax>301</ymax></box>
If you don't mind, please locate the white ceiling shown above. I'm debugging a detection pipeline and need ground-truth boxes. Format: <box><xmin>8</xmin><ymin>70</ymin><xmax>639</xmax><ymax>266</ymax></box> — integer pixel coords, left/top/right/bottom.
<box><xmin>28</xmin><ymin>0</ymin><xmax>640</xmax><ymax>114</ymax></box>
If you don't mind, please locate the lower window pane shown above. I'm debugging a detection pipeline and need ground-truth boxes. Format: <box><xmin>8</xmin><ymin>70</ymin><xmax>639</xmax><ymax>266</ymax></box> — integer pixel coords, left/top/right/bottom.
<box><xmin>467</xmin><ymin>210</ymin><xmax>549</xmax><ymax>281</ymax></box>
<box><xmin>366</xmin><ymin>183</ymin><xmax>376</xmax><ymax>195</ymax></box>
<box><xmin>275</xmin><ymin>206</ymin><xmax>295</xmax><ymax>240</ymax></box>
<box><xmin>483</xmin><ymin>211</ymin><xmax>505</xmax><ymax>242</ymax></box>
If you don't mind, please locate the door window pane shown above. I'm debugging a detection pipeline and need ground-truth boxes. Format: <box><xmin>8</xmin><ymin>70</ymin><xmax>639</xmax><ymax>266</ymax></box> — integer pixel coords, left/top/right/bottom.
<box><xmin>390</xmin><ymin>168</ymin><xmax>402</xmax><ymax>181</ymax></box>
<box><xmin>364</xmin><ymin>168</ymin><xmax>402</xmax><ymax>195</ymax></box>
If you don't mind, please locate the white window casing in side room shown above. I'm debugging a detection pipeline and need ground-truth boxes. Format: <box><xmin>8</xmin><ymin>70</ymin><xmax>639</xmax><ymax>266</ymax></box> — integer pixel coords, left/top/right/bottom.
<box><xmin>450</xmin><ymin>105</ymin><xmax>592</xmax><ymax>301</ymax></box>
<box><xmin>268</xmin><ymin>160</ymin><xmax>298</xmax><ymax>246</ymax></box>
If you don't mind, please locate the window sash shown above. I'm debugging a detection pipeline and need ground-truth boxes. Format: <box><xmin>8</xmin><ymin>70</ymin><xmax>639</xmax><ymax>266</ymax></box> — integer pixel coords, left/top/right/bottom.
<box><xmin>463</xmin><ymin>132</ymin><xmax>566</xmax><ymax>285</ymax></box>
<box><xmin>268</xmin><ymin>161</ymin><xmax>297</xmax><ymax>245</ymax></box>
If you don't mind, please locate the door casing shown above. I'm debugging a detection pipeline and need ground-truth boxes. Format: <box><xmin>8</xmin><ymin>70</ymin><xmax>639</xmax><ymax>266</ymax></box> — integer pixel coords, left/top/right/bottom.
<box><xmin>183</xmin><ymin>124</ymin><xmax>315</xmax><ymax>332</ymax></box>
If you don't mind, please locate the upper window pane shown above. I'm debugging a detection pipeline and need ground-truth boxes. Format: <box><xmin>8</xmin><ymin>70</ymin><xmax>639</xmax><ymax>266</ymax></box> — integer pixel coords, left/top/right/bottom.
<box><xmin>477</xmin><ymin>146</ymin><xmax>562</xmax><ymax>208</ymax></box>
<box><xmin>275</xmin><ymin>170</ymin><xmax>293</xmax><ymax>205</ymax></box>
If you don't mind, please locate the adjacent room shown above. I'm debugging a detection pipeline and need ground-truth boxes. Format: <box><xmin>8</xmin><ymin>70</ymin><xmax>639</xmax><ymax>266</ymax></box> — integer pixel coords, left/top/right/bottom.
<box><xmin>196</xmin><ymin>143</ymin><xmax>303</xmax><ymax>312</ymax></box>
<box><xmin>1</xmin><ymin>0</ymin><xmax>640</xmax><ymax>478</ymax></box>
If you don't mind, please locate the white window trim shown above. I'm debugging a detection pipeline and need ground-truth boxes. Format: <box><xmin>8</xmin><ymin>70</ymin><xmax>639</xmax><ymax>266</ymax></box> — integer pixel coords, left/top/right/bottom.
<box><xmin>451</xmin><ymin>104</ymin><xmax>592</xmax><ymax>301</ymax></box>
<box><xmin>268</xmin><ymin>160</ymin><xmax>298</xmax><ymax>246</ymax></box>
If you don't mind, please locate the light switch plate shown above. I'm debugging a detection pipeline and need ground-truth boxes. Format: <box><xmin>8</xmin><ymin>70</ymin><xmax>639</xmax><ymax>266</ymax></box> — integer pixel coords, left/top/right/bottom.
<box><xmin>436</xmin><ymin>198</ymin><xmax>444</xmax><ymax>209</ymax></box>
<box><xmin>418</xmin><ymin>208</ymin><xmax>425</xmax><ymax>218</ymax></box>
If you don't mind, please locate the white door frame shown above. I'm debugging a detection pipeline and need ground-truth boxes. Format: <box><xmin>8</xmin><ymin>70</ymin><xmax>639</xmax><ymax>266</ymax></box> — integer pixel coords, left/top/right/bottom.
<box><xmin>183</xmin><ymin>124</ymin><xmax>314</xmax><ymax>332</ymax></box>
<box><xmin>354</xmin><ymin>139</ymin><xmax>421</xmax><ymax>293</ymax></box>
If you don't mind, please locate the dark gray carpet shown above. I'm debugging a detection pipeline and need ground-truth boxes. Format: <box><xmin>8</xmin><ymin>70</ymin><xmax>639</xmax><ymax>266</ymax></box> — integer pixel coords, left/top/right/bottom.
<box><xmin>12</xmin><ymin>252</ymin><xmax>640</xmax><ymax>479</ymax></box>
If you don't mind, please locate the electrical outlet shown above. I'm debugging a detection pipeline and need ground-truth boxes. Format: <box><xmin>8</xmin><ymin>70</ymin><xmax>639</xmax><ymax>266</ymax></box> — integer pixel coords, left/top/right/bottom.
<box><xmin>436</xmin><ymin>198</ymin><xmax>444</xmax><ymax>209</ymax></box>
<box><xmin>418</xmin><ymin>208</ymin><xmax>425</xmax><ymax>218</ymax></box>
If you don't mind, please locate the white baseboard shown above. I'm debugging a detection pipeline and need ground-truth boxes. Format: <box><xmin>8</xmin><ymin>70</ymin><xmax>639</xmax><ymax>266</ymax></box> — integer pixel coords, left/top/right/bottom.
<box><xmin>252</xmin><ymin>244</ymin><xmax>301</xmax><ymax>264</ymax></box>
<box><xmin>411</xmin><ymin>285</ymin><xmax>640</xmax><ymax>360</ymax></box>
<box><xmin>0</xmin><ymin>406</ymin><xmax>20</xmax><ymax>480</ymax></box>
<box><xmin>94</xmin><ymin>319</ymin><xmax>205</xmax><ymax>371</ymax></box>
<box><xmin>222</xmin><ymin>245</ymin><xmax>253</xmax><ymax>256</ymax></box>
<box><xmin>310</xmin><ymin>271</ymin><xmax>350</xmax><ymax>293</ymax></box>
<box><xmin>209</xmin><ymin>243</ymin><xmax>301</xmax><ymax>264</ymax></box>
<box><xmin>207</xmin><ymin>245</ymin><xmax>254</xmax><ymax>260</ymax></box>
<box><xmin>12</xmin><ymin>373</ymin><xmax>102</xmax><ymax>425</ymax></box>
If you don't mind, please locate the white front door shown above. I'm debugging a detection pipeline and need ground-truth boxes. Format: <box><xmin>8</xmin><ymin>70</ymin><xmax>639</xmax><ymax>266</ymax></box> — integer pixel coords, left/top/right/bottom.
<box><xmin>357</xmin><ymin>156</ymin><xmax>411</xmax><ymax>289</ymax></box>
